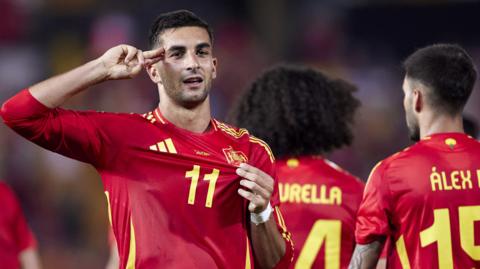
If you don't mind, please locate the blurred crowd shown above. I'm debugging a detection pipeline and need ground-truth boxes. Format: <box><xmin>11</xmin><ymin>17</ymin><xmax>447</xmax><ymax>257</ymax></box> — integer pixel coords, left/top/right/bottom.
<box><xmin>1</xmin><ymin>0</ymin><xmax>479</xmax><ymax>268</ymax></box>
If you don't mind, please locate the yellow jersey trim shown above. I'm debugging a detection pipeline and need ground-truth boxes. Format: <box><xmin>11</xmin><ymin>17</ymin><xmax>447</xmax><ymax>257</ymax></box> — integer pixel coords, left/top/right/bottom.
<box><xmin>105</xmin><ymin>191</ymin><xmax>113</xmax><ymax>226</ymax></box>
<box><xmin>245</xmin><ymin>235</ymin><xmax>252</xmax><ymax>269</ymax></box>
<box><xmin>214</xmin><ymin>120</ymin><xmax>250</xmax><ymax>139</ymax></box>
<box><xmin>249</xmin><ymin>136</ymin><xmax>275</xmax><ymax>163</ymax></box>
<box><xmin>126</xmin><ymin>218</ymin><xmax>136</xmax><ymax>269</ymax></box>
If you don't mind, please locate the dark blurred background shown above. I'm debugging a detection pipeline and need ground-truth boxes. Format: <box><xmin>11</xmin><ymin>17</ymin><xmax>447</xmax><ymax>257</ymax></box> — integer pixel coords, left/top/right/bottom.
<box><xmin>1</xmin><ymin>0</ymin><xmax>479</xmax><ymax>268</ymax></box>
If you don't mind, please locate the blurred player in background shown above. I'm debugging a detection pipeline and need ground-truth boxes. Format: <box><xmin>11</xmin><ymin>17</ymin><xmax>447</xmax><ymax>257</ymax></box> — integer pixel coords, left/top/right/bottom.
<box><xmin>350</xmin><ymin>44</ymin><xmax>480</xmax><ymax>268</ymax></box>
<box><xmin>230</xmin><ymin>64</ymin><xmax>364</xmax><ymax>268</ymax></box>
<box><xmin>1</xmin><ymin>10</ymin><xmax>293</xmax><ymax>268</ymax></box>
<box><xmin>0</xmin><ymin>181</ymin><xmax>42</xmax><ymax>269</ymax></box>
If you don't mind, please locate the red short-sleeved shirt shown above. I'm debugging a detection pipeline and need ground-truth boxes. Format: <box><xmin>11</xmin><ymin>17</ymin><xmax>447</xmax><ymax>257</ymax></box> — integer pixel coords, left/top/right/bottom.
<box><xmin>277</xmin><ymin>156</ymin><xmax>364</xmax><ymax>268</ymax></box>
<box><xmin>0</xmin><ymin>182</ymin><xmax>37</xmax><ymax>269</ymax></box>
<box><xmin>1</xmin><ymin>90</ymin><xmax>293</xmax><ymax>269</ymax></box>
<box><xmin>356</xmin><ymin>133</ymin><xmax>480</xmax><ymax>268</ymax></box>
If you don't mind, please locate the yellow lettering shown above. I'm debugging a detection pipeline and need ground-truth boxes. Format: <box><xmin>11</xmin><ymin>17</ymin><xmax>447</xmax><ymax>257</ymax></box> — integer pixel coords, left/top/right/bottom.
<box><xmin>430</xmin><ymin>167</ymin><xmax>442</xmax><ymax>191</ymax></box>
<box><xmin>290</xmin><ymin>184</ymin><xmax>301</xmax><ymax>203</ymax></box>
<box><xmin>301</xmin><ymin>185</ymin><xmax>312</xmax><ymax>203</ymax></box>
<box><xmin>320</xmin><ymin>185</ymin><xmax>329</xmax><ymax>204</ymax></box>
<box><xmin>450</xmin><ymin>171</ymin><xmax>461</xmax><ymax>190</ymax></box>
<box><xmin>460</xmin><ymin>170</ymin><xmax>473</xmax><ymax>190</ymax></box>
<box><xmin>331</xmin><ymin>187</ymin><xmax>342</xmax><ymax>205</ymax></box>
<box><xmin>279</xmin><ymin>183</ymin><xmax>288</xmax><ymax>203</ymax></box>
<box><xmin>477</xmin><ymin>170</ymin><xmax>480</xmax><ymax>188</ymax></box>
<box><xmin>311</xmin><ymin>185</ymin><xmax>322</xmax><ymax>204</ymax></box>
<box><xmin>280</xmin><ymin>183</ymin><xmax>343</xmax><ymax>205</ymax></box>
<box><xmin>442</xmin><ymin>171</ymin><xmax>453</xmax><ymax>191</ymax></box>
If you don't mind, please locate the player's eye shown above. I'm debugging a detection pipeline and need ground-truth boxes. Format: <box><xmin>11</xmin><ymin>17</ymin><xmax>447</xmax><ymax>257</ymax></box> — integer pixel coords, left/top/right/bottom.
<box><xmin>197</xmin><ymin>50</ymin><xmax>209</xmax><ymax>56</ymax></box>
<box><xmin>170</xmin><ymin>51</ymin><xmax>183</xmax><ymax>58</ymax></box>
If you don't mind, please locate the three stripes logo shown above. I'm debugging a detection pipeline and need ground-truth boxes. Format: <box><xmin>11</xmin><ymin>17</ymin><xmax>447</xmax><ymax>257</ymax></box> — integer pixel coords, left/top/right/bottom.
<box><xmin>149</xmin><ymin>138</ymin><xmax>177</xmax><ymax>154</ymax></box>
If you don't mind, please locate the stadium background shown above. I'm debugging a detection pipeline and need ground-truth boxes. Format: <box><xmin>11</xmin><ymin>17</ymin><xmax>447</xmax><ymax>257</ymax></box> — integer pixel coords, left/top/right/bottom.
<box><xmin>0</xmin><ymin>0</ymin><xmax>479</xmax><ymax>268</ymax></box>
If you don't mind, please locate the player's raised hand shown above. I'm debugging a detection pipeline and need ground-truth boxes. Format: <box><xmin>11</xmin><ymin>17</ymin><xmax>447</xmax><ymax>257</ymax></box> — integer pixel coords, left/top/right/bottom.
<box><xmin>143</xmin><ymin>47</ymin><xmax>165</xmax><ymax>67</ymax></box>
<box><xmin>98</xmin><ymin>45</ymin><xmax>164</xmax><ymax>80</ymax></box>
<box><xmin>236</xmin><ymin>163</ymin><xmax>274</xmax><ymax>214</ymax></box>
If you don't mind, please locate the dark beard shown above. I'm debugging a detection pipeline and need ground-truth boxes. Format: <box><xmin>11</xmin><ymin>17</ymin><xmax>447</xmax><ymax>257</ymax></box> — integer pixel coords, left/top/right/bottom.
<box><xmin>409</xmin><ymin>126</ymin><xmax>420</xmax><ymax>142</ymax></box>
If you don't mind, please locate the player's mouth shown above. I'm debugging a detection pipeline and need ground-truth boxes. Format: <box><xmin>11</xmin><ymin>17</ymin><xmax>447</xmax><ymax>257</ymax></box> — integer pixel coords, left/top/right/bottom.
<box><xmin>182</xmin><ymin>76</ymin><xmax>204</xmax><ymax>88</ymax></box>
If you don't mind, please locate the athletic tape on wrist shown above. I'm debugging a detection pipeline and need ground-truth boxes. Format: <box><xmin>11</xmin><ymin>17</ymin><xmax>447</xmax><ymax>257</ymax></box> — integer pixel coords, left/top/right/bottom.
<box><xmin>250</xmin><ymin>203</ymin><xmax>273</xmax><ymax>225</ymax></box>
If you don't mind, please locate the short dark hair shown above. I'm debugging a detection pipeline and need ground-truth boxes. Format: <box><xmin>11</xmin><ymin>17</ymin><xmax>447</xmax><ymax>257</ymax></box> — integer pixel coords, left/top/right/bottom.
<box><xmin>403</xmin><ymin>44</ymin><xmax>477</xmax><ymax>115</ymax></box>
<box><xmin>149</xmin><ymin>10</ymin><xmax>213</xmax><ymax>48</ymax></box>
<box><xmin>228</xmin><ymin>65</ymin><xmax>361</xmax><ymax>158</ymax></box>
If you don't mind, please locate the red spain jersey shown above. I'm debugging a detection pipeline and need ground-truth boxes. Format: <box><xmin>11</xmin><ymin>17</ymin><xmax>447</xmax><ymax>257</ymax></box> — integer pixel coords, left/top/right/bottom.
<box><xmin>0</xmin><ymin>182</ymin><xmax>37</xmax><ymax>269</ymax></box>
<box><xmin>1</xmin><ymin>90</ymin><xmax>293</xmax><ymax>269</ymax></box>
<box><xmin>276</xmin><ymin>156</ymin><xmax>364</xmax><ymax>269</ymax></box>
<box><xmin>356</xmin><ymin>133</ymin><xmax>480</xmax><ymax>269</ymax></box>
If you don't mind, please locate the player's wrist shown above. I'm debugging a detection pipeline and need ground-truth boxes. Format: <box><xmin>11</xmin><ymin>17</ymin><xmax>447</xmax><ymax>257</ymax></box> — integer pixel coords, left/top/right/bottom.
<box><xmin>89</xmin><ymin>58</ymin><xmax>110</xmax><ymax>83</ymax></box>
<box><xmin>250</xmin><ymin>203</ymin><xmax>272</xmax><ymax>225</ymax></box>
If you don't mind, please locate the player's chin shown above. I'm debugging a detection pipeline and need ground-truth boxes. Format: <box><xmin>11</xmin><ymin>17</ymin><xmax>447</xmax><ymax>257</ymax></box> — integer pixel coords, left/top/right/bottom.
<box><xmin>179</xmin><ymin>91</ymin><xmax>209</xmax><ymax>107</ymax></box>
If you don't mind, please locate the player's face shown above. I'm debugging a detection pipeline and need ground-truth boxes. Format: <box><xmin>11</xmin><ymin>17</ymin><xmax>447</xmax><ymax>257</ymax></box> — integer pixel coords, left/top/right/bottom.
<box><xmin>155</xmin><ymin>26</ymin><xmax>217</xmax><ymax>107</ymax></box>
<box><xmin>403</xmin><ymin>77</ymin><xmax>420</xmax><ymax>141</ymax></box>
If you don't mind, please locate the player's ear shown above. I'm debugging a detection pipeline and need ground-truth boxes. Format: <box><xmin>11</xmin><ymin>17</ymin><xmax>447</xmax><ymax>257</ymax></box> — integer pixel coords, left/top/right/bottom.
<box><xmin>413</xmin><ymin>88</ymin><xmax>423</xmax><ymax>113</ymax></box>
<box><xmin>147</xmin><ymin>64</ymin><xmax>162</xmax><ymax>84</ymax></box>
<box><xmin>212</xmin><ymin>58</ymin><xmax>217</xmax><ymax>79</ymax></box>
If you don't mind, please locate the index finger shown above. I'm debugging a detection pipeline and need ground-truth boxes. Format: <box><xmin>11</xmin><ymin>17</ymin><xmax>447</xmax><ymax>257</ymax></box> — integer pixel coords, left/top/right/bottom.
<box><xmin>238</xmin><ymin>163</ymin><xmax>270</xmax><ymax>178</ymax></box>
<box><xmin>143</xmin><ymin>48</ymin><xmax>165</xmax><ymax>59</ymax></box>
<box><xmin>237</xmin><ymin>163</ymin><xmax>274</xmax><ymax>190</ymax></box>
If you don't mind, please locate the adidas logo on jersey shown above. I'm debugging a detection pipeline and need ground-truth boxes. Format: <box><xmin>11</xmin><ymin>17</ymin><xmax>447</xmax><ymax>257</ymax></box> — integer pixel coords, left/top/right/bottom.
<box><xmin>149</xmin><ymin>138</ymin><xmax>177</xmax><ymax>154</ymax></box>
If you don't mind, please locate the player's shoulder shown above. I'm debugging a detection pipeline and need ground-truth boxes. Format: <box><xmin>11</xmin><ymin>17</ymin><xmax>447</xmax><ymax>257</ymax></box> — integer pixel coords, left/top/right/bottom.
<box><xmin>0</xmin><ymin>181</ymin><xmax>15</xmax><ymax>202</ymax></box>
<box><xmin>84</xmin><ymin>109</ymin><xmax>163</xmax><ymax>126</ymax></box>
<box><xmin>213</xmin><ymin>119</ymin><xmax>275</xmax><ymax>163</ymax></box>
<box><xmin>366</xmin><ymin>144</ymin><xmax>423</xmax><ymax>183</ymax></box>
<box><xmin>380</xmin><ymin>143</ymin><xmax>422</xmax><ymax>168</ymax></box>
<box><xmin>213</xmin><ymin>119</ymin><xmax>250</xmax><ymax>141</ymax></box>
<box><xmin>247</xmin><ymin>135</ymin><xmax>275</xmax><ymax>163</ymax></box>
<box><xmin>0</xmin><ymin>181</ymin><xmax>8</xmax><ymax>192</ymax></box>
<box><xmin>323</xmin><ymin>159</ymin><xmax>365</xmax><ymax>187</ymax></box>
<box><xmin>71</xmin><ymin>108</ymin><xmax>145</xmax><ymax>120</ymax></box>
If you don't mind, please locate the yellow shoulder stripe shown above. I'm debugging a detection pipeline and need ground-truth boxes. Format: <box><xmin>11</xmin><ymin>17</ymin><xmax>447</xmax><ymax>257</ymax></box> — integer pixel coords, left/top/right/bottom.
<box><xmin>215</xmin><ymin>120</ymin><xmax>250</xmax><ymax>139</ymax></box>
<box><xmin>249</xmin><ymin>136</ymin><xmax>275</xmax><ymax>163</ymax></box>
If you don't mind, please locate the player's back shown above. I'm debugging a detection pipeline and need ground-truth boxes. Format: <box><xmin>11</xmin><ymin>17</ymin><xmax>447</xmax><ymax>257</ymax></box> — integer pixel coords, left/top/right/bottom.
<box><xmin>277</xmin><ymin>156</ymin><xmax>364</xmax><ymax>269</ymax></box>
<box><xmin>372</xmin><ymin>133</ymin><xmax>480</xmax><ymax>268</ymax></box>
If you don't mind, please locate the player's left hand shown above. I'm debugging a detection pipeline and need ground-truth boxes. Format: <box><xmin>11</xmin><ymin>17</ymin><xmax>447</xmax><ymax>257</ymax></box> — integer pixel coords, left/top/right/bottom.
<box><xmin>236</xmin><ymin>163</ymin><xmax>274</xmax><ymax>214</ymax></box>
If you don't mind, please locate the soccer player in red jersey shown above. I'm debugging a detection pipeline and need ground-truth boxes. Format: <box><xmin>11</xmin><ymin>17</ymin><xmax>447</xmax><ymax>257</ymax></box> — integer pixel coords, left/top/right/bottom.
<box><xmin>229</xmin><ymin>65</ymin><xmax>365</xmax><ymax>268</ymax></box>
<box><xmin>0</xmin><ymin>10</ymin><xmax>293</xmax><ymax>269</ymax></box>
<box><xmin>0</xmin><ymin>181</ymin><xmax>42</xmax><ymax>269</ymax></box>
<box><xmin>349</xmin><ymin>44</ymin><xmax>480</xmax><ymax>269</ymax></box>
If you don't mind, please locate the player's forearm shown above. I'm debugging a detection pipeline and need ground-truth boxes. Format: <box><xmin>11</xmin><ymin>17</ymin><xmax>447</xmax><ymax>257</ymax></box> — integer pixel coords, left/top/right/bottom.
<box><xmin>29</xmin><ymin>58</ymin><xmax>108</xmax><ymax>108</ymax></box>
<box><xmin>348</xmin><ymin>240</ymin><xmax>384</xmax><ymax>269</ymax></box>
<box><xmin>250</xmin><ymin>217</ymin><xmax>286</xmax><ymax>269</ymax></box>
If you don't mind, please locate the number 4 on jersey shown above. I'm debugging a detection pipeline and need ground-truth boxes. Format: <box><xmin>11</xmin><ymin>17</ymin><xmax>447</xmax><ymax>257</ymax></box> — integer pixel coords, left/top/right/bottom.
<box><xmin>296</xmin><ymin>219</ymin><xmax>342</xmax><ymax>269</ymax></box>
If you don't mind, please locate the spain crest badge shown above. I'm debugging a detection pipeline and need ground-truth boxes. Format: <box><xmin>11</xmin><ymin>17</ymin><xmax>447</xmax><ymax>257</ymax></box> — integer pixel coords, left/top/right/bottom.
<box><xmin>222</xmin><ymin>146</ymin><xmax>248</xmax><ymax>166</ymax></box>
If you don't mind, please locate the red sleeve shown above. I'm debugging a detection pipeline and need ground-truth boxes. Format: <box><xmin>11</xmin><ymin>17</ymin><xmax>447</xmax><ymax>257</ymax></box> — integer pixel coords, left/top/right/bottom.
<box><xmin>1</xmin><ymin>89</ymin><xmax>105</xmax><ymax>166</ymax></box>
<box><xmin>3</xmin><ymin>185</ymin><xmax>37</xmax><ymax>251</ymax></box>
<box><xmin>355</xmin><ymin>161</ymin><xmax>392</xmax><ymax>244</ymax></box>
<box><xmin>248</xmin><ymin>137</ymin><xmax>294</xmax><ymax>268</ymax></box>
